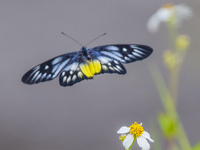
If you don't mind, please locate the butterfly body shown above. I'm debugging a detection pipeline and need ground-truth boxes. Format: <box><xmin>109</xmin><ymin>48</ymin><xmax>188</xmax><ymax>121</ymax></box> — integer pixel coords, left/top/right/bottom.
<box><xmin>22</xmin><ymin>44</ymin><xmax>153</xmax><ymax>86</ymax></box>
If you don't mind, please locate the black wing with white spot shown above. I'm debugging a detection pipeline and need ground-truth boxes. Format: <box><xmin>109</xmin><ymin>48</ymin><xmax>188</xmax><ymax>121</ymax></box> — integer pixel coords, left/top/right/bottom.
<box><xmin>59</xmin><ymin>59</ymin><xmax>126</xmax><ymax>86</ymax></box>
<box><xmin>91</xmin><ymin>44</ymin><xmax>153</xmax><ymax>64</ymax></box>
<box><xmin>21</xmin><ymin>52</ymin><xmax>77</xmax><ymax>84</ymax></box>
<box><xmin>59</xmin><ymin>61</ymin><xmax>91</xmax><ymax>86</ymax></box>
<box><xmin>100</xmin><ymin>60</ymin><xmax>126</xmax><ymax>74</ymax></box>
<box><xmin>94</xmin><ymin>55</ymin><xmax>127</xmax><ymax>75</ymax></box>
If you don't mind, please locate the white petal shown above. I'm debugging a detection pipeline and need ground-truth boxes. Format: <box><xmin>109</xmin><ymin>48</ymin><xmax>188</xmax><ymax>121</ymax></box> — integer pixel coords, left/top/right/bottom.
<box><xmin>142</xmin><ymin>131</ymin><xmax>154</xmax><ymax>143</ymax></box>
<box><xmin>175</xmin><ymin>4</ymin><xmax>193</xmax><ymax>19</ymax></box>
<box><xmin>123</xmin><ymin>134</ymin><xmax>134</xmax><ymax>149</ymax></box>
<box><xmin>147</xmin><ymin>7</ymin><xmax>175</xmax><ymax>33</ymax></box>
<box><xmin>137</xmin><ymin>136</ymin><xmax>150</xmax><ymax>150</ymax></box>
<box><xmin>117</xmin><ymin>126</ymin><xmax>130</xmax><ymax>134</ymax></box>
<box><xmin>147</xmin><ymin>7</ymin><xmax>171</xmax><ymax>33</ymax></box>
<box><xmin>156</xmin><ymin>8</ymin><xmax>172</xmax><ymax>21</ymax></box>
<box><xmin>147</xmin><ymin>12</ymin><xmax>161</xmax><ymax>32</ymax></box>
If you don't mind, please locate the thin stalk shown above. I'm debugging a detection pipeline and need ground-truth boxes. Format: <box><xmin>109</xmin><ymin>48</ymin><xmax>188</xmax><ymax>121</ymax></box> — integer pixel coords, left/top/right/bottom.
<box><xmin>177</xmin><ymin>123</ymin><xmax>191</xmax><ymax>150</ymax></box>
<box><xmin>127</xmin><ymin>136</ymin><xmax>136</xmax><ymax>150</ymax></box>
<box><xmin>167</xmin><ymin>17</ymin><xmax>179</xmax><ymax>106</ymax></box>
<box><xmin>169</xmin><ymin>67</ymin><xmax>180</xmax><ymax>106</ymax></box>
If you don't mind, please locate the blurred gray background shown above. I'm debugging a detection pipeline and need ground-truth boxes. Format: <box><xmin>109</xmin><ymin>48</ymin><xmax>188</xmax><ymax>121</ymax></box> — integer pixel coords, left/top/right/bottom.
<box><xmin>0</xmin><ymin>0</ymin><xmax>199</xmax><ymax>150</ymax></box>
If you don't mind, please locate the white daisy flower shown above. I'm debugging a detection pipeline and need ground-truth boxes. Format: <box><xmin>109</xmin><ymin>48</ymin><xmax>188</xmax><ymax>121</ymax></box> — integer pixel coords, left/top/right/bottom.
<box><xmin>117</xmin><ymin>122</ymin><xmax>154</xmax><ymax>150</ymax></box>
<box><xmin>147</xmin><ymin>4</ymin><xmax>193</xmax><ymax>32</ymax></box>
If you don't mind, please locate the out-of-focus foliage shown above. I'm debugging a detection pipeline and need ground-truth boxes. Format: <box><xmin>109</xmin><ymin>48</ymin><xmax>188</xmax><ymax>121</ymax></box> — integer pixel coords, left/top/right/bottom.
<box><xmin>148</xmin><ymin>3</ymin><xmax>199</xmax><ymax>150</ymax></box>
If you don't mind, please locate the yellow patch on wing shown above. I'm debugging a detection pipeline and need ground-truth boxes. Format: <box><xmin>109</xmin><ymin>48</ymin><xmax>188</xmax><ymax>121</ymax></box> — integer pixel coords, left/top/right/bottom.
<box><xmin>80</xmin><ymin>60</ymin><xmax>101</xmax><ymax>78</ymax></box>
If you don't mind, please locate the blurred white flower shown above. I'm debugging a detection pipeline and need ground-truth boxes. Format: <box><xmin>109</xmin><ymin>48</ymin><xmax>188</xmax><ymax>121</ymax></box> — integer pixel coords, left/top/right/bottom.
<box><xmin>117</xmin><ymin>122</ymin><xmax>154</xmax><ymax>150</ymax></box>
<box><xmin>147</xmin><ymin>4</ymin><xmax>193</xmax><ymax>32</ymax></box>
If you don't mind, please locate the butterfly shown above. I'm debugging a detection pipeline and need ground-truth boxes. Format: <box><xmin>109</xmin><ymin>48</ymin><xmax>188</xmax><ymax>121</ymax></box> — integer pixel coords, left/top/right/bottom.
<box><xmin>22</xmin><ymin>34</ymin><xmax>153</xmax><ymax>87</ymax></box>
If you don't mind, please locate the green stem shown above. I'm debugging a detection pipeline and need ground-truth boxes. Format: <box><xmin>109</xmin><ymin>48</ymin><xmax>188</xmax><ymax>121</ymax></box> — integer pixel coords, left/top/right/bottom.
<box><xmin>169</xmin><ymin>67</ymin><xmax>180</xmax><ymax>106</ymax></box>
<box><xmin>167</xmin><ymin>16</ymin><xmax>178</xmax><ymax>53</ymax></box>
<box><xmin>150</xmin><ymin>66</ymin><xmax>177</xmax><ymax>117</ymax></box>
<box><xmin>167</xmin><ymin>138</ymin><xmax>176</xmax><ymax>150</ymax></box>
<box><xmin>151</xmin><ymin>66</ymin><xmax>192</xmax><ymax>149</ymax></box>
<box><xmin>167</xmin><ymin>17</ymin><xmax>180</xmax><ymax>107</ymax></box>
<box><xmin>177</xmin><ymin>123</ymin><xmax>191</xmax><ymax>150</ymax></box>
<box><xmin>127</xmin><ymin>136</ymin><xmax>136</xmax><ymax>150</ymax></box>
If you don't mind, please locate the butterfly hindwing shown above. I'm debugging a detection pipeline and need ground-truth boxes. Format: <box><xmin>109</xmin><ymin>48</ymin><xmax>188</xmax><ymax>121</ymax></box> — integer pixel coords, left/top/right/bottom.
<box><xmin>59</xmin><ymin>56</ymin><xmax>127</xmax><ymax>86</ymax></box>
<box><xmin>95</xmin><ymin>56</ymin><xmax>126</xmax><ymax>75</ymax></box>
<box><xmin>91</xmin><ymin>44</ymin><xmax>153</xmax><ymax>64</ymax></box>
<box><xmin>59</xmin><ymin>61</ymin><xmax>91</xmax><ymax>86</ymax></box>
<box><xmin>21</xmin><ymin>52</ymin><xmax>77</xmax><ymax>84</ymax></box>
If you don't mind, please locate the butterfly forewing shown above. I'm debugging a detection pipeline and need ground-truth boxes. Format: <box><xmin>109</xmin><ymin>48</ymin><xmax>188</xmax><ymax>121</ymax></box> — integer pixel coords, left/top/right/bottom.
<box><xmin>22</xmin><ymin>52</ymin><xmax>77</xmax><ymax>84</ymax></box>
<box><xmin>91</xmin><ymin>44</ymin><xmax>153</xmax><ymax>64</ymax></box>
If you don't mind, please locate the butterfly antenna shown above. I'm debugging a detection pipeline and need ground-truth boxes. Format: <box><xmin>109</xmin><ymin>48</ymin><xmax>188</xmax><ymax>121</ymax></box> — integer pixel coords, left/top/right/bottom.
<box><xmin>85</xmin><ymin>32</ymin><xmax>107</xmax><ymax>47</ymax></box>
<box><xmin>61</xmin><ymin>32</ymin><xmax>83</xmax><ymax>47</ymax></box>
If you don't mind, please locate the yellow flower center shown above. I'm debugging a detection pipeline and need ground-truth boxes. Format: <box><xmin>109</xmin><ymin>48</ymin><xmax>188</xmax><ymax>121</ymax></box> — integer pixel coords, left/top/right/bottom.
<box><xmin>162</xmin><ymin>4</ymin><xmax>174</xmax><ymax>9</ymax></box>
<box><xmin>129</xmin><ymin>122</ymin><xmax>144</xmax><ymax>137</ymax></box>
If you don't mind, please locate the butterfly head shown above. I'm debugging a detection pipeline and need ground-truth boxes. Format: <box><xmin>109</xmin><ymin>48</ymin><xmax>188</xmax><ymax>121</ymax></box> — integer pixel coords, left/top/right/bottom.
<box><xmin>79</xmin><ymin>47</ymin><xmax>92</xmax><ymax>61</ymax></box>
